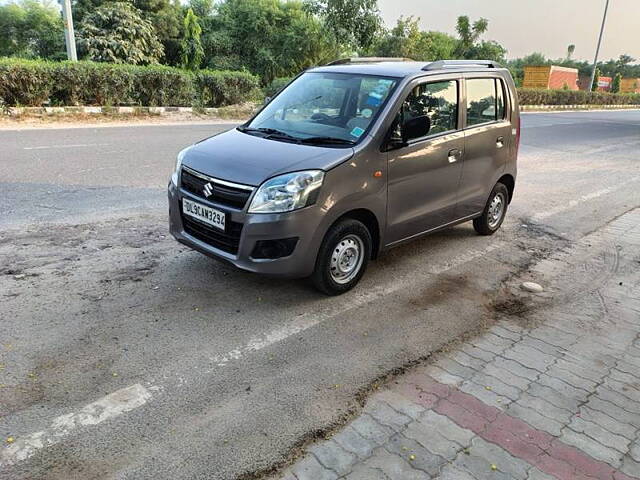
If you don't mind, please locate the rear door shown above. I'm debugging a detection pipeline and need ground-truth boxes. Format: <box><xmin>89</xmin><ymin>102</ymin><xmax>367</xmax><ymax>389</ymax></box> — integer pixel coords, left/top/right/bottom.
<box><xmin>456</xmin><ymin>75</ymin><xmax>512</xmax><ymax>217</ymax></box>
<box><xmin>385</xmin><ymin>76</ymin><xmax>464</xmax><ymax>245</ymax></box>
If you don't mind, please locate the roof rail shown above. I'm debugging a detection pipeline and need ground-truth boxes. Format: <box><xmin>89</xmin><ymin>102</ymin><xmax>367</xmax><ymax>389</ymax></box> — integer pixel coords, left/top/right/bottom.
<box><xmin>422</xmin><ymin>60</ymin><xmax>502</xmax><ymax>71</ymax></box>
<box><xmin>326</xmin><ymin>57</ymin><xmax>414</xmax><ymax>66</ymax></box>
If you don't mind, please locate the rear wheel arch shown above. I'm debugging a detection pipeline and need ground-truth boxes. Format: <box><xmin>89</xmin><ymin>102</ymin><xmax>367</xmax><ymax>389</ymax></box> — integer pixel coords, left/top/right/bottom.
<box><xmin>497</xmin><ymin>174</ymin><xmax>515</xmax><ymax>203</ymax></box>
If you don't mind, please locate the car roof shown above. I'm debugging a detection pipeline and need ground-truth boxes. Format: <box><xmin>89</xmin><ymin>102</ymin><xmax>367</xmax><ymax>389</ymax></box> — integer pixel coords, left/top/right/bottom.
<box><xmin>309</xmin><ymin>59</ymin><xmax>509</xmax><ymax>79</ymax></box>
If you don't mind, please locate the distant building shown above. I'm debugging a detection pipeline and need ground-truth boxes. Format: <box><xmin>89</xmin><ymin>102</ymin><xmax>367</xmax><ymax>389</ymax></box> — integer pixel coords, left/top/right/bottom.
<box><xmin>522</xmin><ymin>65</ymin><xmax>579</xmax><ymax>90</ymax></box>
<box><xmin>579</xmin><ymin>75</ymin><xmax>612</xmax><ymax>92</ymax></box>
<box><xmin>620</xmin><ymin>78</ymin><xmax>640</xmax><ymax>94</ymax></box>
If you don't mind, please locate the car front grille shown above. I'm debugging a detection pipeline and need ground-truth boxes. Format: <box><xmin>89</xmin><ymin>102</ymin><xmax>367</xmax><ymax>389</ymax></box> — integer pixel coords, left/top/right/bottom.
<box><xmin>180</xmin><ymin>168</ymin><xmax>252</xmax><ymax>210</ymax></box>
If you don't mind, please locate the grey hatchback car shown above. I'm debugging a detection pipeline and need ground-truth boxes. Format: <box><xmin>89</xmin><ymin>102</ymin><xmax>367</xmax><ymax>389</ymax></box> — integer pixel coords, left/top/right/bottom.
<box><xmin>168</xmin><ymin>59</ymin><xmax>519</xmax><ymax>295</ymax></box>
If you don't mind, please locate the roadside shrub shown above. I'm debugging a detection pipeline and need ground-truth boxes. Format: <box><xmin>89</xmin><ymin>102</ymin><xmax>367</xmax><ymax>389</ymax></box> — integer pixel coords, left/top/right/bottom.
<box><xmin>0</xmin><ymin>57</ymin><xmax>259</xmax><ymax>107</ymax></box>
<box><xmin>517</xmin><ymin>88</ymin><xmax>640</xmax><ymax>106</ymax></box>
<box><xmin>195</xmin><ymin>69</ymin><xmax>261</xmax><ymax>107</ymax></box>
<box><xmin>0</xmin><ymin>58</ymin><xmax>54</xmax><ymax>106</ymax></box>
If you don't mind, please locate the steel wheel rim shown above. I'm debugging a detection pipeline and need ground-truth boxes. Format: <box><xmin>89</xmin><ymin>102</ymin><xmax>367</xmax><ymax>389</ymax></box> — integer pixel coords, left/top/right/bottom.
<box><xmin>329</xmin><ymin>234</ymin><xmax>365</xmax><ymax>285</ymax></box>
<box><xmin>487</xmin><ymin>192</ymin><xmax>505</xmax><ymax>228</ymax></box>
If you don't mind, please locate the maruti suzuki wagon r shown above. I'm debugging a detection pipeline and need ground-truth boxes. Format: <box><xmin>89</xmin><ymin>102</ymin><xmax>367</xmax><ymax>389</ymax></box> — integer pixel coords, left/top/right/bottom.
<box><xmin>168</xmin><ymin>58</ymin><xmax>519</xmax><ymax>295</ymax></box>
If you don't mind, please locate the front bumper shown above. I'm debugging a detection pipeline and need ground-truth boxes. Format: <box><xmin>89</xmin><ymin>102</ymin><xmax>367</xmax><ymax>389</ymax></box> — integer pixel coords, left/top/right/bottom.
<box><xmin>168</xmin><ymin>179</ymin><xmax>322</xmax><ymax>278</ymax></box>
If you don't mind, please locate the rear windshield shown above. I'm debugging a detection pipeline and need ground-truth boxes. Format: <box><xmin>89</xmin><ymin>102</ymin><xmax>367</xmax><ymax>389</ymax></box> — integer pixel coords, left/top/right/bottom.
<box><xmin>245</xmin><ymin>72</ymin><xmax>399</xmax><ymax>145</ymax></box>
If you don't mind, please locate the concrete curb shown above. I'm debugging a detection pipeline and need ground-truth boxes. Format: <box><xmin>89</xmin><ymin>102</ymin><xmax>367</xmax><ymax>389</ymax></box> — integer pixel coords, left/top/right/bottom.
<box><xmin>520</xmin><ymin>104</ymin><xmax>640</xmax><ymax>112</ymax></box>
<box><xmin>7</xmin><ymin>106</ymin><xmax>227</xmax><ymax>116</ymax></box>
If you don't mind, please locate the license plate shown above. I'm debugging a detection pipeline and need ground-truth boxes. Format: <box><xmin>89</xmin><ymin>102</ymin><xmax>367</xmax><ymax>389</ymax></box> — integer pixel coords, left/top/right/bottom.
<box><xmin>182</xmin><ymin>198</ymin><xmax>226</xmax><ymax>231</ymax></box>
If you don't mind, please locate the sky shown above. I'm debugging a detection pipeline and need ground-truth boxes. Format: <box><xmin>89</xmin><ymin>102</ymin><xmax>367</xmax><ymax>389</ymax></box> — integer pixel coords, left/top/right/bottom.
<box><xmin>378</xmin><ymin>0</ymin><xmax>640</xmax><ymax>62</ymax></box>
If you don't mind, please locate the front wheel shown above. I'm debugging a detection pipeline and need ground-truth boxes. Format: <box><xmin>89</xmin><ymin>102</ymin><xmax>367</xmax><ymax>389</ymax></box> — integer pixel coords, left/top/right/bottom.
<box><xmin>311</xmin><ymin>219</ymin><xmax>372</xmax><ymax>295</ymax></box>
<box><xmin>473</xmin><ymin>183</ymin><xmax>509</xmax><ymax>235</ymax></box>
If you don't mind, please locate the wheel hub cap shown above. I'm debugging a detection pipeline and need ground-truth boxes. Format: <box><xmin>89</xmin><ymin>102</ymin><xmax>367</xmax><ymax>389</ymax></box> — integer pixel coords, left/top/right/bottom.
<box><xmin>488</xmin><ymin>193</ymin><xmax>505</xmax><ymax>228</ymax></box>
<box><xmin>330</xmin><ymin>235</ymin><xmax>364</xmax><ymax>284</ymax></box>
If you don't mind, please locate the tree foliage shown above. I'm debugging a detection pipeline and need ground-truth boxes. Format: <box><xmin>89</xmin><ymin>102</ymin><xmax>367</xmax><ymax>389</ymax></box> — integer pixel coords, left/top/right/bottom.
<box><xmin>0</xmin><ymin>0</ymin><xmax>65</xmax><ymax>60</ymax></box>
<box><xmin>304</xmin><ymin>0</ymin><xmax>382</xmax><ymax>52</ymax></box>
<box><xmin>78</xmin><ymin>2</ymin><xmax>164</xmax><ymax>65</ymax></box>
<box><xmin>181</xmin><ymin>8</ymin><xmax>204</xmax><ymax>70</ymax></box>
<box><xmin>369</xmin><ymin>16</ymin><xmax>456</xmax><ymax>61</ymax></box>
<box><xmin>611</xmin><ymin>72</ymin><xmax>621</xmax><ymax>93</ymax></box>
<box><xmin>202</xmin><ymin>0</ymin><xmax>337</xmax><ymax>84</ymax></box>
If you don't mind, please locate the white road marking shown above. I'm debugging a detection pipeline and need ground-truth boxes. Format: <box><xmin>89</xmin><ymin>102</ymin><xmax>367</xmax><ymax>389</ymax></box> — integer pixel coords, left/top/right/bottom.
<box><xmin>533</xmin><ymin>175</ymin><xmax>640</xmax><ymax>221</ymax></box>
<box><xmin>0</xmin><ymin>384</ymin><xmax>152</xmax><ymax>468</ymax></box>
<box><xmin>23</xmin><ymin>143</ymin><xmax>109</xmax><ymax>150</ymax></box>
<box><xmin>211</xmin><ymin>242</ymin><xmax>503</xmax><ymax>367</ymax></box>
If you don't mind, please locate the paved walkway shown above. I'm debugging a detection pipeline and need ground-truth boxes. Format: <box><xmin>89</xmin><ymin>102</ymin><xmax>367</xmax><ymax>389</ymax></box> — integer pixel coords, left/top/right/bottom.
<box><xmin>273</xmin><ymin>209</ymin><xmax>640</xmax><ymax>480</ymax></box>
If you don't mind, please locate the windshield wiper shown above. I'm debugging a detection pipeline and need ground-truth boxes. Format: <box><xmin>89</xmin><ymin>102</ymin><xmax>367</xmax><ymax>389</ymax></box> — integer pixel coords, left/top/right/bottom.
<box><xmin>300</xmin><ymin>136</ymin><xmax>356</xmax><ymax>146</ymax></box>
<box><xmin>237</xmin><ymin>127</ymin><xmax>301</xmax><ymax>142</ymax></box>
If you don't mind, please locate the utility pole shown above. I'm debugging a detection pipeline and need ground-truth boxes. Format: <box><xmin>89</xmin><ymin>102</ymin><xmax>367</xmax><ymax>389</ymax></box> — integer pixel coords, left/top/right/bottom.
<box><xmin>588</xmin><ymin>0</ymin><xmax>610</xmax><ymax>91</ymax></box>
<box><xmin>59</xmin><ymin>0</ymin><xmax>77</xmax><ymax>61</ymax></box>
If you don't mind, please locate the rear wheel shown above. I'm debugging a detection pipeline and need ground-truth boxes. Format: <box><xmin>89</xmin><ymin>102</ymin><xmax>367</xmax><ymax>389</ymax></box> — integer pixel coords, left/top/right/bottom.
<box><xmin>312</xmin><ymin>219</ymin><xmax>372</xmax><ymax>295</ymax></box>
<box><xmin>473</xmin><ymin>183</ymin><xmax>509</xmax><ymax>235</ymax></box>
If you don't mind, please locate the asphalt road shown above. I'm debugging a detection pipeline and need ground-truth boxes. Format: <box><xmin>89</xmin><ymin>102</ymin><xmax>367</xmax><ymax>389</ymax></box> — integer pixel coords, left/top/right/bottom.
<box><xmin>1</xmin><ymin>110</ymin><xmax>639</xmax><ymax>479</ymax></box>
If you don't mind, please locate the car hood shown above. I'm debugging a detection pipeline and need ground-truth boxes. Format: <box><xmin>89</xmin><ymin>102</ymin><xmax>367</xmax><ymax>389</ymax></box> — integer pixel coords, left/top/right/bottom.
<box><xmin>182</xmin><ymin>128</ymin><xmax>355</xmax><ymax>186</ymax></box>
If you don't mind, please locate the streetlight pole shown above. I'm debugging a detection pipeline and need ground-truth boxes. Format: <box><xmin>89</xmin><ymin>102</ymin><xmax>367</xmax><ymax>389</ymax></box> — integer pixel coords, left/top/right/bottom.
<box><xmin>60</xmin><ymin>0</ymin><xmax>77</xmax><ymax>61</ymax></box>
<box><xmin>588</xmin><ymin>0</ymin><xmax>610</xmax><ymax>91</ymax></box>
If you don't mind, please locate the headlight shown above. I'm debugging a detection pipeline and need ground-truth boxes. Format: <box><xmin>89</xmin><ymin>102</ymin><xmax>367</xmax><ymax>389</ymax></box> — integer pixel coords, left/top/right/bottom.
<box><xmin>248</xmin><ymin>170</ymin><xmax>324</xmax><ymax>213</ymax></box>
<box><xmin>176</xmin><ymin>146</ymin><xmax>191</xmax><ymax>171</ymax></box>
<box><xmin>172</xmin><ymin>146</ymin><xmax>191</xmax><ymax>185</ymax></box>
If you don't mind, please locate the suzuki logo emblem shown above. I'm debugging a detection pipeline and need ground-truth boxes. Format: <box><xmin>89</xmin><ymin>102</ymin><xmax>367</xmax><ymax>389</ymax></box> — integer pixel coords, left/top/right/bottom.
<box><xmin>203</xmin><ymin>182</ymin><xmax>214</xmax><ymax>197</ymax></box>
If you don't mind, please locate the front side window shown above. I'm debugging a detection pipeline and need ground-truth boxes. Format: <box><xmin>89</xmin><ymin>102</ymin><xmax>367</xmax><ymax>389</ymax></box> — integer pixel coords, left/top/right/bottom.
<box><xmin>243</xmin><ymin>72</ymin><xmax>398</xmax><ymax>146</ymax></box>
<box><xmin>466</xmin><ymin>78</ymin><xmax>507</xmax><ymax>126</ymax></box>
<box><xmin>400</xmin><ymin>80</ymin><xmax>458</xmax><ymax>138</ymax></box>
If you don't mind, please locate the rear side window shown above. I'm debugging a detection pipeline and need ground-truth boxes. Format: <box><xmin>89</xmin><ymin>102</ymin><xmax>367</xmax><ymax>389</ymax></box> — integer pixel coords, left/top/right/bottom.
<box><xmin>402</xmin><ymin>80</ymin><xmax>458</xmax><ymax>135</ymax></box>
<box><xmin>466</xmin><ymin>78</ymin><xmax>506</xmax><ymax>126</ymax></box>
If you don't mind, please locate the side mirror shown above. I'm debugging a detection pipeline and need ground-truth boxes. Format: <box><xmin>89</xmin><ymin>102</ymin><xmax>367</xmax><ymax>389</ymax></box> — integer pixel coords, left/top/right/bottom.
<box><xmin>402</xmin><ymin>115</ymin><xmax>431</xmax><ymax>142</ymax></box>
<box><xmin>264</xmin><ymin>96</ymin><xmax>272</xmax><ymax>105</ymax></box>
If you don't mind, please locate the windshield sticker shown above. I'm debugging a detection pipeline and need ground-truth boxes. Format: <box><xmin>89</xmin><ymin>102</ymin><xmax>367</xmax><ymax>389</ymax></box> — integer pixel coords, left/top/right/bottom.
<box><xmin>361</xmin><ymin>108</ymin><xmax>373</xmax><ymax>118</ymax></box>
<box><xmin>366</xmin><ymin>95</ymin><xmax>382</xmax><ymax>107</ymax></box>
<box><xmin>350</xmin><ymin>127</ymin><xmax>365</xmax><ymax>138</ymax></box>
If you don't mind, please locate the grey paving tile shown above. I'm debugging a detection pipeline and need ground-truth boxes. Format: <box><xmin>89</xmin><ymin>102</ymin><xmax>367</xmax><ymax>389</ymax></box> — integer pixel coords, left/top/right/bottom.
<box><xmin>385</xmin><ymin>433</ymin><xmax>446</xmax><ymax>476</ymax></box>
<box><xmin>332</xmin><ymin>425</ymin><xmax>376</xmax><ymax>460</ymax></box>
<box><xmin>309</xmin><ymin>440</ymin><xmax>357</xmax><ymax>476</ymax></box>
<box><xmin>364</xmin><ymin>447</ymin><xmax>430</xmax><ymax>480</ymax></box>
<box><xmin>559</xmin><ymin>429</ymin><xmax>624</xmax><ymax>467</ymax></box>
<box><xmin>291</xmin><ymin>455</ymin><xmax>338</xmax><ymax>480</ymax></box>
<box><xmin>567</xmin><ymin>416</ymin><xmax>630</xmax><ymax>452</ymax></box>
<box><xmin>469</xmin><ymin>437</ymin><xmax>530</xmax><ymax>479</ymax></box>
<box><xmin>417</xmin><ymin>410</ymin><xmax>475</xmax><ymax>446</ymax></box>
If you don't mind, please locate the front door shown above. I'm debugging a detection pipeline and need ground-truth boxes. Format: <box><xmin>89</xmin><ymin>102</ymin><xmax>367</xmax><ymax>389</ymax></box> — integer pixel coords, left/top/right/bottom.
<box><xmin>386</xmin><ymin>78</ymin><xmax>464</xmax><ymax>245</ymax></box>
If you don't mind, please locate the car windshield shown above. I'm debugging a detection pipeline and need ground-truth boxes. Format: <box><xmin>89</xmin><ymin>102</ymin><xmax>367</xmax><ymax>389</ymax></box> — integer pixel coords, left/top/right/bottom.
<box><xmin>242</xmin><ymin>72</ymin><xmax>399</xmax><ymax>145</ymax></box>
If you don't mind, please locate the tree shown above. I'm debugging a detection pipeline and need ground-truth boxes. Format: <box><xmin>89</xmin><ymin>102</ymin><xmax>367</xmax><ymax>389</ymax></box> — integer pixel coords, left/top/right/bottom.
<box><xmin>369</xmin><ymin>16</ymin><xmax>456</xmax><ymax>61</ymax></box>
<box><xmin>181</xmin><ymin>8</ymin><xmax>204</xmax><ymax>70</ymax></box>
<box><xmin>203</xmin><ymin>0</ymin><xmax>337</xmax><ymax>84</ymax></box>
<box><xmin>78</xmin><ymin>2</ymin><xmax>164</xmax><ymax>64</ymax></box>
<box><xmin>189</xmin><ymin>0</ymin><xmax>213</xmax><ymax>18</ymax></box>
<box><xmin>73</xmin><ymin>0</ymin><xmax>184</xmax><ymax>65</ymax></box>
<box><xmin>304</xmin><ymin>0</ymin><xmax>382</xmax><ymax>51</ymax></box>
<box><xmin>611</xmin><ymin>72</ymin><xmax>621</xmax><ymax>93</ymax></box>
<box><xmin>454</xmin><ymin>15</ymin><xmax>487</xmax><ymax>58</ymax></box>
<box><xmin>592</xmin><ymin>67</ymin><xmax>601</xmax><ymax>91</ymax></box>
<box><xmin>0</xmin><ymin>0</ymin><xmax>65</xmax><ymax>59</ymax></box>
<box><xmin>566</xmin><ymin>44</ymin><xmax>575</xmax><ymax>60</ymax></box>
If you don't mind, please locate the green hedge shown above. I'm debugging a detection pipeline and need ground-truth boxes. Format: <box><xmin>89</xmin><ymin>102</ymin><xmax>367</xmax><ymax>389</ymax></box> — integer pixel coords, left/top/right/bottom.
<box><xmin>0</xmin><ymin>58</ymin><xmax>260</xmax><ymax>107</ymax></box>
<box><xmin>517</xmin><ymin>88</ymin><xmax>640</xmax><ymax>106</ymax></box>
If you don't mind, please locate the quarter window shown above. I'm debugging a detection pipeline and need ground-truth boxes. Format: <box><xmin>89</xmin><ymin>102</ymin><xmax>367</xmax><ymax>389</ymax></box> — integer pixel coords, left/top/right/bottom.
<box><xmin>466</xmin><ymin>78</ymin><xmax>506</xmax><ymax>126</ymax></box>
<box><xmin>400</xmin><ymin>80</ymin><xmax>458</xmax><ymax>137</ymax></box>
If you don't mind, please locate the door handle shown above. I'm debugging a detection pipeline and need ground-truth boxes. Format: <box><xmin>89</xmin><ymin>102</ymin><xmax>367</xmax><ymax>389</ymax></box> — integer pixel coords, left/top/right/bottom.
<box><xmin>496</xmin><ymin>136</ymin><xmax>504</xmax><ymax>149</ymax></box>
<box><xmin>448</xmin><ymin>148</ymin><xmax>461</xmax><ymax>163</ymax></box>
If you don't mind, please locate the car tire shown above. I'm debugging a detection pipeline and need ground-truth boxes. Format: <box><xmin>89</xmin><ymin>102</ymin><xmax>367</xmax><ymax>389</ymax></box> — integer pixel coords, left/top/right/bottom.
<box><xmin>473</xmin><ymin>182</ymin><xmax>509</xmax><ymax>236</ymax></box>
<box><xmin>312</xmin><ymin>218</ymin><xmax>372</xmax><ymax>295</ymax></box>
